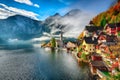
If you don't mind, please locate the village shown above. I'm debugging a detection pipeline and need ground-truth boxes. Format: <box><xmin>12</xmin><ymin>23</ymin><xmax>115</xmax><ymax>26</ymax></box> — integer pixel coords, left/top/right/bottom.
<box><xmin>77</xmin><ymin>21</ymin><xmax>120</xmax><ymax>80</ymax></box>
<box><xmin>41</xmin><ymin>21</ymin><xmax>120</xmax><ymax>80</ymax></box>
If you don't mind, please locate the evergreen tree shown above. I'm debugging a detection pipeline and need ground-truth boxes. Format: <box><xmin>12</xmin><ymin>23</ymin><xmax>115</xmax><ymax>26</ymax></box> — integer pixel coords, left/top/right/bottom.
<box><xmin>100</xmin><ymin>17</ymin><xmax>107</xmax><ymax>27</ymax></box>
<box><xmin>51</xmin><ymin>38</ymin><xmax>56</xmax><ymax>48</ymax></box>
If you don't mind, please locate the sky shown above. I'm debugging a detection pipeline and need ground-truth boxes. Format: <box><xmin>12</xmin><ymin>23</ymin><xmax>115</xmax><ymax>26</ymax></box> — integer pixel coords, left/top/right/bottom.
<box><xmin>0</xmin><ymin>0</ymin><xmax>117</xmax><ymax>20</ymax></box>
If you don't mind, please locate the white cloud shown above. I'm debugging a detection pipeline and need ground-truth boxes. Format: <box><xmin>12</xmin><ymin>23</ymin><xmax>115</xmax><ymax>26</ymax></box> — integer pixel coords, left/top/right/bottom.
<box><xmin>14</xmin><ymin>0</ymin><xmax>40</xmax><ymax>8</ymax></box>
<box><xmin>34</xmin><ymin>4</ymin><xmax>40</xmax><ymax>8</ymax></box>
<box><xmin>14</xmin><ymin>0</ymin><xmax>32</xmax><ymax>5</ymax></box>
<box><xmin>0</xmin><ymin>3</ymin><xmax>39</xmax><ymax>20</ymax></box>
<box><xmin>60</xmin><ymin>11</ymin><xmax>94</xmax><ymax>37</ymax></box>
<box><xmin>50</xmin><ymin>8</ymin><xmax>95</xmax><ymax>38</ymax></box>
<box><xmin>0</xmin><ymin>8</ymin><xmax>16</xmax><ymax>19</ymax></box>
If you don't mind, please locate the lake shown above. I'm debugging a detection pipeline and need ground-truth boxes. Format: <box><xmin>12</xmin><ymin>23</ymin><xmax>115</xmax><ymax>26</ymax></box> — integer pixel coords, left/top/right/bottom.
<box><xmin>0</xmin><ymin>46</ymin><xmax>90</xmax><ymax>80</ymax></box>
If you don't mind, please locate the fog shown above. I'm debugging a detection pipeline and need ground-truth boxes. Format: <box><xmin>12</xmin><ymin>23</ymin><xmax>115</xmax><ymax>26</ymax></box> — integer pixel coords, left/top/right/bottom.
<box><xmin>48</xmin><ymin>10</ymin><xmax>95</xmax><ymax>38</ymax></box>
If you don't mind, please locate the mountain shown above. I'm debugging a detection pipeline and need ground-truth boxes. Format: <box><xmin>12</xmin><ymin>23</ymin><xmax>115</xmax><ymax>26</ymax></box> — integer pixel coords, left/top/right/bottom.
<box><xmin>92</xmin><ymin>1</ymin><xmax>120</xmax><ymax>26</ymax></box>
<box><xmin>64</xmin><ymin>9</ymin><xmax>81</xmax><ymax>17</ymax></box>
<box><xmin>0</xmin><ymin>15</ymin><xmax>46</xmax><ymax>40</ymax></box>
<box><xmin>42</xmin><ymin>9</ymin><xmax>92</xmax><ymax>37</ymax></box>
<box><xmin>42</xmin><ymin>13</ymin><xmax>62</xmax><ymax>31</ymax></box>
<box><xmin>0</xmin><ymin>9</ymin><xmax>92</xmax><ymax>41</ymax></box>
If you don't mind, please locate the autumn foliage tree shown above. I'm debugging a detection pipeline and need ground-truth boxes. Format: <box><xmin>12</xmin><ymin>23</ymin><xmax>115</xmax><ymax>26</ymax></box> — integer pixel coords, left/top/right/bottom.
<box><xmin>92</xmin><ymin>1</ymin><xmax>120</xmax><ymax>26</ymax></box>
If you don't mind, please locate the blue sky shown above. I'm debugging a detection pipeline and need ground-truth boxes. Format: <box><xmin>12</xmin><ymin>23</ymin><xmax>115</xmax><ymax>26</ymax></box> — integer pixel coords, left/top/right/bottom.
<box><xmin>0</xmin><ymin>0</ymin><xmax>117</xmax><ymax>20</ymax></box>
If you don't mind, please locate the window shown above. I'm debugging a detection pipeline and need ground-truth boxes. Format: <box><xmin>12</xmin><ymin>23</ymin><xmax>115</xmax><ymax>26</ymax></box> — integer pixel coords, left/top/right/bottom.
<box><xmin>90</xmin><ymin>49</ymin><xmax>91</xmax><ymax>51</ymax></box>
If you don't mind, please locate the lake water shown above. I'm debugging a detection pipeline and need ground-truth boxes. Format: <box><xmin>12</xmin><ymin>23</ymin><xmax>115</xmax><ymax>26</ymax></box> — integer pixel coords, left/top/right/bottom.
<box><xmin>0</xmin><ymin>46</ymin><xmax>90</xmax><ymax>80</ymax></box>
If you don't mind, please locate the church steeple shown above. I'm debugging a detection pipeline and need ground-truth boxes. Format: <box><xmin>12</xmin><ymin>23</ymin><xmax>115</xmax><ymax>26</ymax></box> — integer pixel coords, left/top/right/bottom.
<box><xmin>60</xmin><ymin>29</ymin><xmax>63</xmax><ymax>41</ymax></box>
<box><xmin>60</xmin><ymin>29</ymin><xmax>63</xmax><ymax>47</ymax></box>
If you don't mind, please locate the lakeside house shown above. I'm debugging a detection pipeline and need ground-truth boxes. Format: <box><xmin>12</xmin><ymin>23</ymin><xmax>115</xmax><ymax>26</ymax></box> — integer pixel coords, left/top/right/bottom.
<box><xmin>84</xmin><ymin>25</ymin><xmax>103</xmax><ymax>37</ymax></box>
<box><xmin>66</xmin><ymin>42</ymin><xmax>77</xmax><ymax>49</ymax></box>
<box><xmin>90</xmin><ymin>61</ymin><xmax>109</xmax><ymax>74</ymax></box>
<box><xmin>82</xmin><ymin>36</ymin><xmax>98</xmax><ymax>54</ymax></box>
<box><xmin>98</xmin><ymin>32</ymin><xmax>106</xmax><ymax>44</ymax></box>
<box><xmin>90</xmin><ymin>53</ymin><xmax>109</xmax><ymax>75</ymax></box>
<box><xmin>66</xmin><ymin>41</ymin><xmax>77</xmax><ymax>53</ymax></box>
<box><xmin>105</xmin><ymin>23</ymin><xmax>116</xmax><ymax>35</ymax></box>
<box><xmin>98</xmin><ymin>32</ymin><xmax>118</xmax><ymax>45</ymax></box>
<box><xmin>104</xmin><ymin>23</ymin><xmax>120</xmax><ymax>35</ymax></box>
<box><xmin>116</xmin><ymin>23</ymin><xmax>120</xmax><ymax>33</ymax></box>
<box><xmin>105</xmin><ymin>35</ymin><xmax>118</xmax><ymax>45</ymax></box>
<box><xmin>43</xmin><ymin>42</ymin><xmax>51</xmax><ymax>48</ymax></box>
<box><xmin>97</xmin><ymin>43</ymin><xmax>112</xmax><ymax>54</ymax></box>
<box><xmin>106</xmin><ymin>35</ymin><xmax>118</xmax><ymax>42</ymax></box>
<box><xmin>91</xmin><ymin>52</ymin><xmax>103</xmax><ymax>61</ymax></box>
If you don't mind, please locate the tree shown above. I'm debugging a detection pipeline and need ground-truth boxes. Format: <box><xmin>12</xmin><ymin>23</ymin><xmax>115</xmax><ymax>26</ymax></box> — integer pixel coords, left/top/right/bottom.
<box><xmin>100</xmin><ymin>17</ymin><xmax>107</xmax><ymax>27</ymax></box>
<box><xmin>112</xmin><ymin>73</ymin><xmax>120</xmax><ymax>80</ymax></box>
<box><xmin>81</xmin><ymin>53</ymin><xmax>86</xmax><ymax>60</ymax></box>
<box><xmin>113</xmin><ymin>10</ymin><xmax>119</xmax><ymax>16</ymax></box>
<box><xmin>118</xmin><ymin>32</ymin><xmax>120</xmax><ymax>36</ymax></box>
<box><xmin>78</xmin><ymin>31</ymin><xmax>84</xmax><ymax>40</ymax></box>
<box><xmin>51</xmin><ymin>38</ymin><xmax>56</xmax><ymax>48</ymax></box>
<box><xmin>115</xmin><ymin>15</ymin><xmax>119</xmax><ymax>23</ymax></box>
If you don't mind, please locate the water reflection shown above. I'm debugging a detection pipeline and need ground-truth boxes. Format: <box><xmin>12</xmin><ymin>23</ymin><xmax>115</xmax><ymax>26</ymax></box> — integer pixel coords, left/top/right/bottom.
<box><xmin>0</xmin><ymin>47</ymin><xmax>90</xmax><ymax>80</ymax></box>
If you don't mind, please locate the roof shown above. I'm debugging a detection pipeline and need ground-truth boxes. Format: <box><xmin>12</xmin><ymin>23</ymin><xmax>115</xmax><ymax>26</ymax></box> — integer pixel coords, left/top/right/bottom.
<box><xmin>66</xmin><ymin>42</ymin><xmax>76</xmax><ymax>48</ymax></box>
<box><xmin>98</xmin><ymin>34</ymin><xmax>106</xmax><ymax>40</ymax></box>
<box><xmin>106</xmin><ymin>35</ymin><xmax>118</xmax><ymax>42</ymax></box>
<box><xmin>112</xmin><ymin>61</ymin><xmax>119</xmax><ymax>69</ymax></box>
<box><xmin>106</xmin><ymin>23</ymin><xmax>116</xmax><ymax>28</ymax></box>
<box><xmin>85</xmin><ymin>26</ymin><xmax>103</xmax><ymax>32</ymax></box>
<box><xmin>99</xmin><ymin>32</ymin><xmax>107</xmax><ymax>35</ymax></box>
<box><xmin>90</xmin><ymin>61</ymin><xmax>106</xmax><ymax>67</ymax></box>
<box><xmin>92</xmin><ymin>52</ymin><xmax>101</xmax><ymax>56</ymax></box>
<box><xmin>105</xmin><ymin>23</ymin><xmax>120</xmax><ymax>28</ymax></box>
<box><xmin>116</xmin><ymin>23</ymin><xmax>120</xmax><ymax>27</ymax></box>
<box><xmin>84</xmin><ymin>37</ymin><xmax>98</xmax><ymax>44</ymax></box>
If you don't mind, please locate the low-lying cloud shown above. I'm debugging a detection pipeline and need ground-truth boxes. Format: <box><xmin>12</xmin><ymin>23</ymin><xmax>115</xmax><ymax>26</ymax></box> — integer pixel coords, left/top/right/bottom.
<box><xmin>47</xmin><ymin>9</ymin><xmax>95</xmax><ymax>38</ymax></box>
<box><xmin>61</xmin><ymin>12</ymin><xmax>94</xmax><ymax>37</ymax></box>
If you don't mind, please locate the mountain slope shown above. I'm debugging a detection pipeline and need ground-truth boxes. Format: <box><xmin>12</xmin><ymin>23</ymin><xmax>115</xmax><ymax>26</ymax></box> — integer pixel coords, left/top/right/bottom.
<box><xmin>0</xmin><ymin>15</ymin><xmax>45</xmax><ymax>40</ymax></box>
<box><xmin>92</xmin><ymin>1</ymin><xmax>120</xmax><ymax>26</ymax></box>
